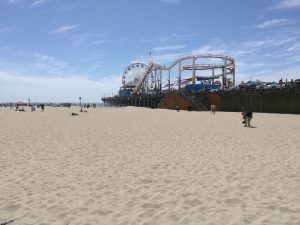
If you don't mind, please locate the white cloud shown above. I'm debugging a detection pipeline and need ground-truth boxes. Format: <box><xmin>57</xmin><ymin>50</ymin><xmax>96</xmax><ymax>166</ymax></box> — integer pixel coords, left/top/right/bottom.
<box><xmin>1</xmin><ymin>0</ymin><xmax>51</xmax><ymax>7</ymax></box>
<box><xmin>270</xmin><ymin>0</ymin><xmax>300</xmax><ymax>9</ymax></box>
<box><xmin>243</xmin><ymin>36</ymin><xmax>297</xmax><ymax>48</ymax></box>
<box><xmin>256</xmin><ymin>19</ymin><xmax>291</xmax><ymax>29</ymax></box>
<box><xmin>192</xmin><ymin>44</ymin><xmax>227</xmax><ymax>55</ymax></box>
<box><xmin>287</xmin><ymin>43</ymin><xmax>300</xmax><ymax>51</ymax></box>
<box><xmin>153</xmin><ymin>53</ymin><xmax>185</xmax><ymax>64</ymax></box>
<box><xmin>30</xmin><ymin>0</ymin><xmax>50</xmax><ymax>7</ymax></box>
<box><xmin>51</xmin><ymin>24</ymin><xmax>79</xmax><ymax>34</ymax></box>
<box><xmin>159</xmin><ymin>33</ymin><xmax>194</xmax><ymax>43</ymax></box>
<box><xmin>92</xmin><ymin>40</ymin><xmax>111</xmax><ymax>45</ymax></box>
<box><xmin>0</xmin><ymin>71</ymin><xmax>121</xmax><ymax>102</ymax></box>
<box><xmin>33</xmin><ymin>53</ymin><xmax>68</xmax><ymax>70</ymax></box>
<box><xmin>55</xmin><ymin>3</ymin><xmax>78</xmax><ymax>13</ymax></box>
<box><xmin>70</xmin><ymin>33</ymin><xmax>109</xmax><ymax>47</ymax></box>
<box><xmin>188</xmin><ymin>28</ymin><xmax>300</xmax><ymax>82</ymax></box>
<box><xmin>2</xmin><ymin>0</ymin><xmax>24</xmax><ymax>4</ymax></box>
<box><xmin>0</xmin><ymin>50</ymin><xmax>71</xmax><ymax>77</ymax></box>
<box><xmin>132</xmin><ymin>53</ymin><xmax>185</xmax><ymax>65</ymax></box>
<box><xmin>0</xmin><ymin>26</ymin><xmax>14</xmax><ymax>33</ymax></box>
<box><xmin>160</xmin><ymin>0</ymin><xmax>180</xmax><ymax>3</ymax></box>
<box><xmin>90</xmin><ymin>61</ymin><xmax>103</xmax><ymax>70</ymax></box>
<box><xmin>152</xmin><ymin>45</ymin><xmax>186</xmax><ymax>52</ymax></box>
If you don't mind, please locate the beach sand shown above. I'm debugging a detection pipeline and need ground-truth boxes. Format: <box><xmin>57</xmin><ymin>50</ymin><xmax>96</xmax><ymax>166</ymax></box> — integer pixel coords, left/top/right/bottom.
<box><xmin>1</xmin><ymin>106</ymin><xmax>300</xmax><ymax>225</ymax></box>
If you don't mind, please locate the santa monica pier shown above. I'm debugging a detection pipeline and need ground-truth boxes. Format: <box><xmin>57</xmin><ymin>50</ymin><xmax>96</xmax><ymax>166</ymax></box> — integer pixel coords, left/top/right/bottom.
<box><xmin>102</xmin><ymin>54</ymin><xmax>300</xmax><ymax>114</ymax></box>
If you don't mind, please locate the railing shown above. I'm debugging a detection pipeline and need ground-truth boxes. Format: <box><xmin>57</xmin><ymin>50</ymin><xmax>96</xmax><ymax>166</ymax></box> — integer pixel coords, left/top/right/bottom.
<box><xmin>181</xmin><ymin>90</ymin><xmax>209</xmax><ymax>111</ymax></box>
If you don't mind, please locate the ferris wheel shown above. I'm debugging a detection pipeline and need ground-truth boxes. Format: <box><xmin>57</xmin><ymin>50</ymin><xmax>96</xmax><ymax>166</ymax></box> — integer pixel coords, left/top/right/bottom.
<box><xmin>122</xmin><ymin>63</ymin><xmax>148</xmax><ymax>88</ymax></box>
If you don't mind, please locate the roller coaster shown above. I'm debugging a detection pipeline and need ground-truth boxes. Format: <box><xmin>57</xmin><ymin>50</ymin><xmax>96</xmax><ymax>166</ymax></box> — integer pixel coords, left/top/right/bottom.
<box><xmin>120</xmin><ymin>54</ymin><xmax>235</xmax><ymax>97</ymax></box>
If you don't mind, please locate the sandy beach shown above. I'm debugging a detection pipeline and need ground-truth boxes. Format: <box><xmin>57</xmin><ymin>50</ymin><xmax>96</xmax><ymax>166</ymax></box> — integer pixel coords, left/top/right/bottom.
<box><xmin>1</xmin><ymin>107</ymin><xmax>300</xmax><ymax>225</ymax></box>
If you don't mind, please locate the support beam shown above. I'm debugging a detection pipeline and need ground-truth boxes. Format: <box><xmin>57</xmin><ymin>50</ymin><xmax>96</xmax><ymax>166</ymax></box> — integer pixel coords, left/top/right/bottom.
<box><xmin>154</xmin><ymin>69</ymin><xmax>157</xmax><ymax>91</ymax></box>
<box><xmin>168</xmin><ymin>69</ymin><xmax>171</xmax><ymax>94</ymax></box>
<box><xmin>160</xmin><ymin>69</ymin><xmax>162</xmax><ymax>93</ymax></box>
<box><xmin>233</xmin><ymin>62</ymin><xmax>236</xmax><ymax>86</ymax></box>
<box><xmin>178</xmin><ymin>61</ymin><xmax>182</xmax><ymax>90</ymax></box>
<box><xmin>192</xmin><ymin>57</ymin><xmax>196</xmax><ymax>85</ymax></box>
<box><xmin>223</xmin><ymin>59</ymin><xmax>227</xmax><ymax>87</ymax></box>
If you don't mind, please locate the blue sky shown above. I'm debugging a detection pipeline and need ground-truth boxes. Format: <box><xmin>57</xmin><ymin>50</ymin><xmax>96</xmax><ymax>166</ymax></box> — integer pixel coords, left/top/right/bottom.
<box><xmin>1</xmin><ymin>0</ymin><xmax>300</xmax><ymax>102</ymax></box>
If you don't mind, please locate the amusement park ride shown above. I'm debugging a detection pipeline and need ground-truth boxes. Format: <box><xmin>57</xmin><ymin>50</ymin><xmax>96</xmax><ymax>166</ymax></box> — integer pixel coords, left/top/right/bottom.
<box><xmin>119</xmin><ymin>54</ymin><xmax>235</xmax><ymax>97</ymax></box>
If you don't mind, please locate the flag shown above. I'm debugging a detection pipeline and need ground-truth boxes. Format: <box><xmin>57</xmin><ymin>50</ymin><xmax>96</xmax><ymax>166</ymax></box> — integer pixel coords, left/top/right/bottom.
<box><xmin>162</xmin><ymin>82</ymin><xmax>176</xmax><ymax>90</ymax></box>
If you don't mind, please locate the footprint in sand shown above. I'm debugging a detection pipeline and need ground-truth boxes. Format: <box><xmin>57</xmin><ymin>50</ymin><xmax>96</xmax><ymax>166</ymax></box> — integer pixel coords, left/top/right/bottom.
<box><xmin>3</xmin><ymin>204</ymin><xmax>21</xmax><ymax>212</ymax></box>
<box><xmin>142</xmin><ymin>203</ymin><xmax>161</xmax><ymax>209</ymax></box>
<box><xmin>278</xmin><ymin>206</ymin><xmax>294</xmax><ymax>213</ymax></box>
<box><xmin>183</xmin><ymin>199</ymin><xmax>202</xmax><ymax>208</ymax></box>
<box><xmin>224</xmin><ymin>198</ymin><xmax>243</xmax><ymax>207</ymax></box>
<box><xmin>139</xmin><ymin>179</ymin><xmax>153</xmax><ymax>184</ymax></box>
<box><xmin>91</xmin><ymin>210</ymin><xmax>112</xmax><ymax>216</ymax></box>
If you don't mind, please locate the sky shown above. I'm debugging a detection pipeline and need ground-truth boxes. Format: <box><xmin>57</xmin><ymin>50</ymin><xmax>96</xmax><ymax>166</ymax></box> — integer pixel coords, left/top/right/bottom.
<box><xmin>1</xmin><ymin>0</ymin><xmax>300</xmax><ymax>102</ymax></box>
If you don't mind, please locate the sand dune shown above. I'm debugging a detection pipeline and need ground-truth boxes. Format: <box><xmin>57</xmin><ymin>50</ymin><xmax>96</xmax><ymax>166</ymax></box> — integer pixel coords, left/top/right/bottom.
<box><xmin>1</xmin><ymin>107</ymin><xmax>300</xmax><ymax>225</ymax></box>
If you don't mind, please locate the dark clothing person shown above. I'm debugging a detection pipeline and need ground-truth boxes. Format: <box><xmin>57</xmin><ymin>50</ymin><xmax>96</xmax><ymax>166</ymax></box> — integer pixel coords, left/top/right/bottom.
<box><xmin>245</xmin><ymin>111</ymin><xmax>253</xmax><ymax>127</ymax></box>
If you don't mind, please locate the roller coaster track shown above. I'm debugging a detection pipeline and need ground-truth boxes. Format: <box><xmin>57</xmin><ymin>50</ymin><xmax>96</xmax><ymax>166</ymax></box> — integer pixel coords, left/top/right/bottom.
<box><xmin>133</xmin><ymin>63</ymin><xmax>166</xmax><ymax>93</ymax></box>
<box><xmin>164</xmin><ymin>54</ymin><xmax>235</xmax><ymax>72</ymax></box>
<box><xmin>133</xmin><ymin>63</ymin><xmax>153</xmax><ymax>93</ymax></box>
<box><xmin>133</xmin><ymin>54</ymin><xmax>235</xmax><ymax>94</ymax></box>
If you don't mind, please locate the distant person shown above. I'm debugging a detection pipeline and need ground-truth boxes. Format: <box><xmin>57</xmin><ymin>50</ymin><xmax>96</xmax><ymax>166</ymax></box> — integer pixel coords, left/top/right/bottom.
<box><xmin>245</xmin><ymin>110</ymin><xmax>253</xmax><ymax>127</ymax></box>
<box><xmin>212</xmin><ymin>105</ymin><xmax>216</xmax><ymax>114</ymax></box>
<box><xmin>41</xmin><ymin>104</ymin><xmax>45</xmax><ymax>112</ymax></box>
<box><xmin>176</xmin><ymin>105</ymin><xmax>179</xmax><ymax>112</ymax></box>
<box><xmin>31</xmin><ymin>105</ymin><xmax>36</xmax><ymax>112</ymax></box>
<box><xmin>19</xmin><ymin>107</ymin><xmax>26</xmax><ymax>112</ymax></box>
<box><xmin>210</xmin><ymin>105</ymin><xmax>213</xmax><ymax>114</ymax></box>
<box><xmin>80</xmin><ymin>107</ymin><xmax>87</xmax><ymax>112</ymax></box>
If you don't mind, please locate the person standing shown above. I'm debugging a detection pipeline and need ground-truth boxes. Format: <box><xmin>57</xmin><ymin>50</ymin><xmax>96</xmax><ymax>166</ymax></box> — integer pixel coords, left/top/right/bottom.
<box><xmin>279</xmin><ymin>78</ymin><xmax>283</xmax><ymax>87</ymax></box>
<box><xmin>245</xmin><ymin>110</ymin><xmax>253</xmax><ymax>127</ymax></box>
<box><xmin>212</xmin><ymin>105</ymin><xmax>216</xmax><ymax>114</ymax></box>
<box><xmin>31</xmin><ymin>105</ymin><xmax>35</xmax><ymax>112</ymax></box>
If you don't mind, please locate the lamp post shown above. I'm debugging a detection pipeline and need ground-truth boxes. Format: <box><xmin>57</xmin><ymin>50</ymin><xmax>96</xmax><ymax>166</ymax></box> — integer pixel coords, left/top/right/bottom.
<box><xmin>178</xmin><ymin>61</ymin><xmax>182</xmax><ymax>91</ymax></box>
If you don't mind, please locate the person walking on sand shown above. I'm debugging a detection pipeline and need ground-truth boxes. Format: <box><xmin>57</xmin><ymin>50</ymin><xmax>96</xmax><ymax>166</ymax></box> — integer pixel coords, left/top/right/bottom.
<box><xmin>31</xmin><ymin>105</ymin><xmax>35</xmax><ymax>112</ymax></box>
<box><xmin>242</xmin><ymin>110</ymin><xmax>253</xmax><ymax>127</ymax></box>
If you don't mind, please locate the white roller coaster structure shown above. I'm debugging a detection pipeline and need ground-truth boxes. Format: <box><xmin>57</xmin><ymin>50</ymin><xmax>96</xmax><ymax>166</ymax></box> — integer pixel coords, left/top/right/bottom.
<box><xmin>121</xmin><ymin>54</ymin><xmax>235</xmax><ymax>94</ymax></box>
